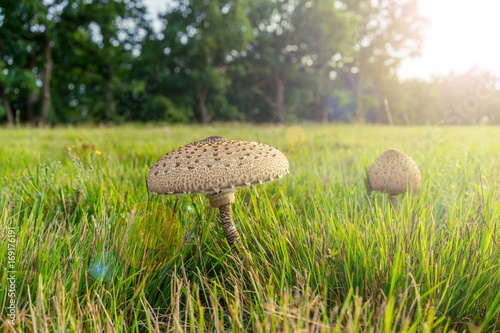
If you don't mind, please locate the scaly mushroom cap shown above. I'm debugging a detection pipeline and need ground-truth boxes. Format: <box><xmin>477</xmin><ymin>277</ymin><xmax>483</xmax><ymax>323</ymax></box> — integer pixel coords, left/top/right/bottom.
<box><xmin>368</xmin><ymin>149</ymin><xmax>421</xmax><ymax>195</ymax></box>
<box><xmin>147</xmin><ymin>136</ymin><xmax>289</xmax><ymax>195</ymax></box>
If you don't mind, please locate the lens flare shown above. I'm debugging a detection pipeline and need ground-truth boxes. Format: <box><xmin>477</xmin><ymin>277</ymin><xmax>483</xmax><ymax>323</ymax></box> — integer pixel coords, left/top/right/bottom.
<box><xmin>114</xmin><ymin>201</ymin><xmax>181</xmax><ymax>269</ymax></box>
<box><xmin>89</xmin><ymin>252</ymin><xmax>118</xmax><ymax>282</ymax></box>
<box><xmin>285</xmin><ymin>126</ymin><xmax>305</xmax><ymax>146</ymax></box>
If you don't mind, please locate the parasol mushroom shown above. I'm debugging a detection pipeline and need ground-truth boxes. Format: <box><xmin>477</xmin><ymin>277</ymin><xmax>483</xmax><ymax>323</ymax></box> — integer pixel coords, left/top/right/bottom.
<box><xmin>147</xmin><ymin>135</ymin><xmax>289</xmax><ymax>257</ymax></box>
<box><xmin>368</xmin><ymin>149</ymin><xmax>421</xmax><ymax>204</ymax></box>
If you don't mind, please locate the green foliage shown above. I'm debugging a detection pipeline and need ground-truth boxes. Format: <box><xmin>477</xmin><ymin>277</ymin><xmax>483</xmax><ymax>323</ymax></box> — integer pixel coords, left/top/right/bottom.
<box><xmin>0</xmin><ymin>64</ymin><xmax>38</xmax><ymax>95</ymax></box>
<box><xmin>334</xmin><ymin>0</ymin><xmax>428</xmax><ymax>120</ymax></box>
<box><xmin>0</xmin><ymin>0</ymin><xmax>148</xmax><ymax>125</ymax></box>
<box><xmin>0</xmin><ymin>0</ymin><xmax>44</xmax><ymax>124</ymax></box>
<box><xmin>156</xmin><ymin>0</ymin><xmax>253</xmax><ymax>123</ymax></box>
<box><xmin>150</xmin><ymin>95</ymin><xmax>193</xmax><ymax>123</ymax></box>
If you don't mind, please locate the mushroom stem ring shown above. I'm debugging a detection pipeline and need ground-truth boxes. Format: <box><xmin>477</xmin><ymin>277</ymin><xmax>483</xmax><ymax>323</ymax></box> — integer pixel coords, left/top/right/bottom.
<box><xmin>389</xmin><ymin>194</ymin><xmax>399</xmax><ymax>205</ymax></box>
<box><xmin>206</xmin><ymin>190</ymin><xmax>236</xmax><ymax>207</ymax></box>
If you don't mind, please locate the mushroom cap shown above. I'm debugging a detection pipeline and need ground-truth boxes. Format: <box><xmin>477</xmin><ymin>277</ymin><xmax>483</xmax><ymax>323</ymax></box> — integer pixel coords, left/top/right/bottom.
<box><xmin>368</xmin><ymin>149</ymin><xmax>421</xmax><ymax>195</ymax></box>
<box><xmin>147</xmin><ymin>136</ymin><xmax>289</xmax><ymax>195</ymax></box>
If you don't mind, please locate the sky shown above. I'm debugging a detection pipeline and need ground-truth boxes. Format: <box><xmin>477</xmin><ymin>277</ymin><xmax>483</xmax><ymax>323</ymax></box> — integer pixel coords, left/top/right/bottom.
<box><xmin>142</xmin><ymin>0</ymin><xmax>500</xmax><ymax>81</ymax></box>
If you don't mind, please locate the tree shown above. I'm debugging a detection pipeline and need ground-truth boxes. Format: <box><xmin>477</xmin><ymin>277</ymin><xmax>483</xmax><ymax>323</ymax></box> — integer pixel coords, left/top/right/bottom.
<box><xmin>229</xmin><ymin>0</ymin><xmax>353</xmax><ymax>123</ymax></box>
<box><xmin>0</xmin><ymin>0</ymin><xmax>42</xmax><ymax>126</ymax></box>
<box><xmin>292</xmin><ymin>0</ymin><xmax>354</xmax><ymax>122</ymax></box>
<box><xmin>337</xmin><ymin>0</ymin><xmax>427</xmax><ymax>120</ymax></box>
<box><xmin>51</xmin><ymin>0</ymin><xmax>148</xmax><ymax>122</ymax></box>
<box><xmin>157</xmin><ymin>0</ymin><xmax>253</xmax><ymax>123</ymax></box>
<box><xmin>0</xmin><ymin>0</ymin><xmax>148</xmax><ymax>125</ymax></box>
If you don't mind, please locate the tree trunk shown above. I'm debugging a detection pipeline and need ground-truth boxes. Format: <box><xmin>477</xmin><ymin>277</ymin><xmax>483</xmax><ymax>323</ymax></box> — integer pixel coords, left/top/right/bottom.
<box><xmin>321</xmin><ymin>70</ymin><xmax>331</xmax><ymax>123</ymax></box>
<box><xmin>0</xmin><ymin>88</ymin><xmax>14</xmax><ymax>127</ymax></box>
<box><xmin>38</xmin><ymin>37</ymin><xmax>53</xmax><ymax>127</ymax></box>
<box><xmin>0</xmin><ymin>37</ymin><xmax>13</xmax><ymax>127</ymax></box>
<box><xmin>26</xmin><ymin>53</ymin><xmax>37</xmax><ymax>124</ymax></box>
<box><xmin>196</xmin><ymin>87</ymin><xmax>209</xmax><ymax>124</ymax></box>
<box><xmin>103</xmin><ymin>62</ymin><xmax>115</xmax><ymax>121</ymax></box>
<box><xmin>27</xmin><ymin>93</ymin><xmax>36</xmax><ymax>124</ymax></box>
<box><xmin>353</xmin><ymin>56</ymin><xmax>363</xmax><ymax>118</ymax></box>
<box><xmin>105</xmin><ymin>86</ymin><xmax>115</xmax><ymax>120</ymax></box>
<box><xmin>354</xmin><ymin>71</ymin><xmax>362</xmax><ymax>118</ymax></box>
<box><xmin>274</xmin><ymin>73</ymin><xmax>285</xmax><ymax>124</ymax></box>
<box><xmin>321</xmin><ymin>105</ymin><xmax>329</xmax><ymax>123</ymax></box>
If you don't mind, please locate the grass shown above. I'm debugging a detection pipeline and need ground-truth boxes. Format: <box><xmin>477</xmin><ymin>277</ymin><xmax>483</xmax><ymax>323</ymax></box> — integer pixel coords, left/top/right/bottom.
<box><xmin>1</xmin><ymin>123</ymin><xmax>500</xmax><ymax>332</ymax></box>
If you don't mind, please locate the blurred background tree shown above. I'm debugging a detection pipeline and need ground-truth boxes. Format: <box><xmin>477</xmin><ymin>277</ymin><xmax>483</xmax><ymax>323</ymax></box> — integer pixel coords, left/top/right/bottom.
<box><xmin>135</xmin><ymin>0</ymin><xmax>252</xmax><ymax>124</ymax></box>
<box><xmin>0</xmin><ymin>0</ymin><xmax>498</xmax><ymax>125</ymax></box>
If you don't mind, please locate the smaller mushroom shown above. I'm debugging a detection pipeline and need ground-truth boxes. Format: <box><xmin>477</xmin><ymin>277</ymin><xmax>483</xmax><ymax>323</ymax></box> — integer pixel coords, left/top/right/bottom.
<box><xmin>368</xmin><ymin>149</ymin><xmax>421</xmax><ymax>204</ymax></box>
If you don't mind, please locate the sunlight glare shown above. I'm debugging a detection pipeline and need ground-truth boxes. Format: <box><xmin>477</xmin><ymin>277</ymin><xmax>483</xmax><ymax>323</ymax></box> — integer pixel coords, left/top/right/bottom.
<box><xmin>400</xmin><ymin>0</ymin><xmax>500</xmax><ymax>79</ymax></box>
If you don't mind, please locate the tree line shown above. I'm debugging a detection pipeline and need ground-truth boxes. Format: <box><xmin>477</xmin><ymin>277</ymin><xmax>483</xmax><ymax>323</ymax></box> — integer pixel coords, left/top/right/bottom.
<box><xmin>1</xmin><ymin>0</ymin><xmax>499</xmax><ymax>126</ymax></box>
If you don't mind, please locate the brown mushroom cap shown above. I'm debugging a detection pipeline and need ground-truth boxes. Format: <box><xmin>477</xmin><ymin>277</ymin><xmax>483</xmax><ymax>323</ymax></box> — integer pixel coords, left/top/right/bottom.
<box><xmin>147</xmin><ymin>136</ymin><xmax>289</xmax><ymax>195</ymax></box>
<box><xmin>368</xmin><ymin>149</ymin><xmax>421</xmax><ymax>195</ymax></box>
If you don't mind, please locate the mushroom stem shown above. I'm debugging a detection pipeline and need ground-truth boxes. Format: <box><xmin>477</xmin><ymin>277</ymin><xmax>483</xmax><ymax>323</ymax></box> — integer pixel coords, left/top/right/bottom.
<box><xmin>206</xmin><ymin>190</ymin><xmax>244</xmax><ymax>258</ymax></box>
<box><xmin>389</xmin><ymin>194</ymin><xmax>399</xmax><ymax>206</ymax></box>
<box><xmin>218</xmin><ymin>203</ymin><xmax>243</xmax><ymax>257</ymax></box>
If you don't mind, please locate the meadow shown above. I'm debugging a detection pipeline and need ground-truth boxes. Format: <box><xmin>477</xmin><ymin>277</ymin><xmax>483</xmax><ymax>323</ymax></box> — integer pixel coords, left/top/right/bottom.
<box><xmin>1</xmin><ymin>124</ymin><xmax>500</xmax><ymax>332</ymax></box>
